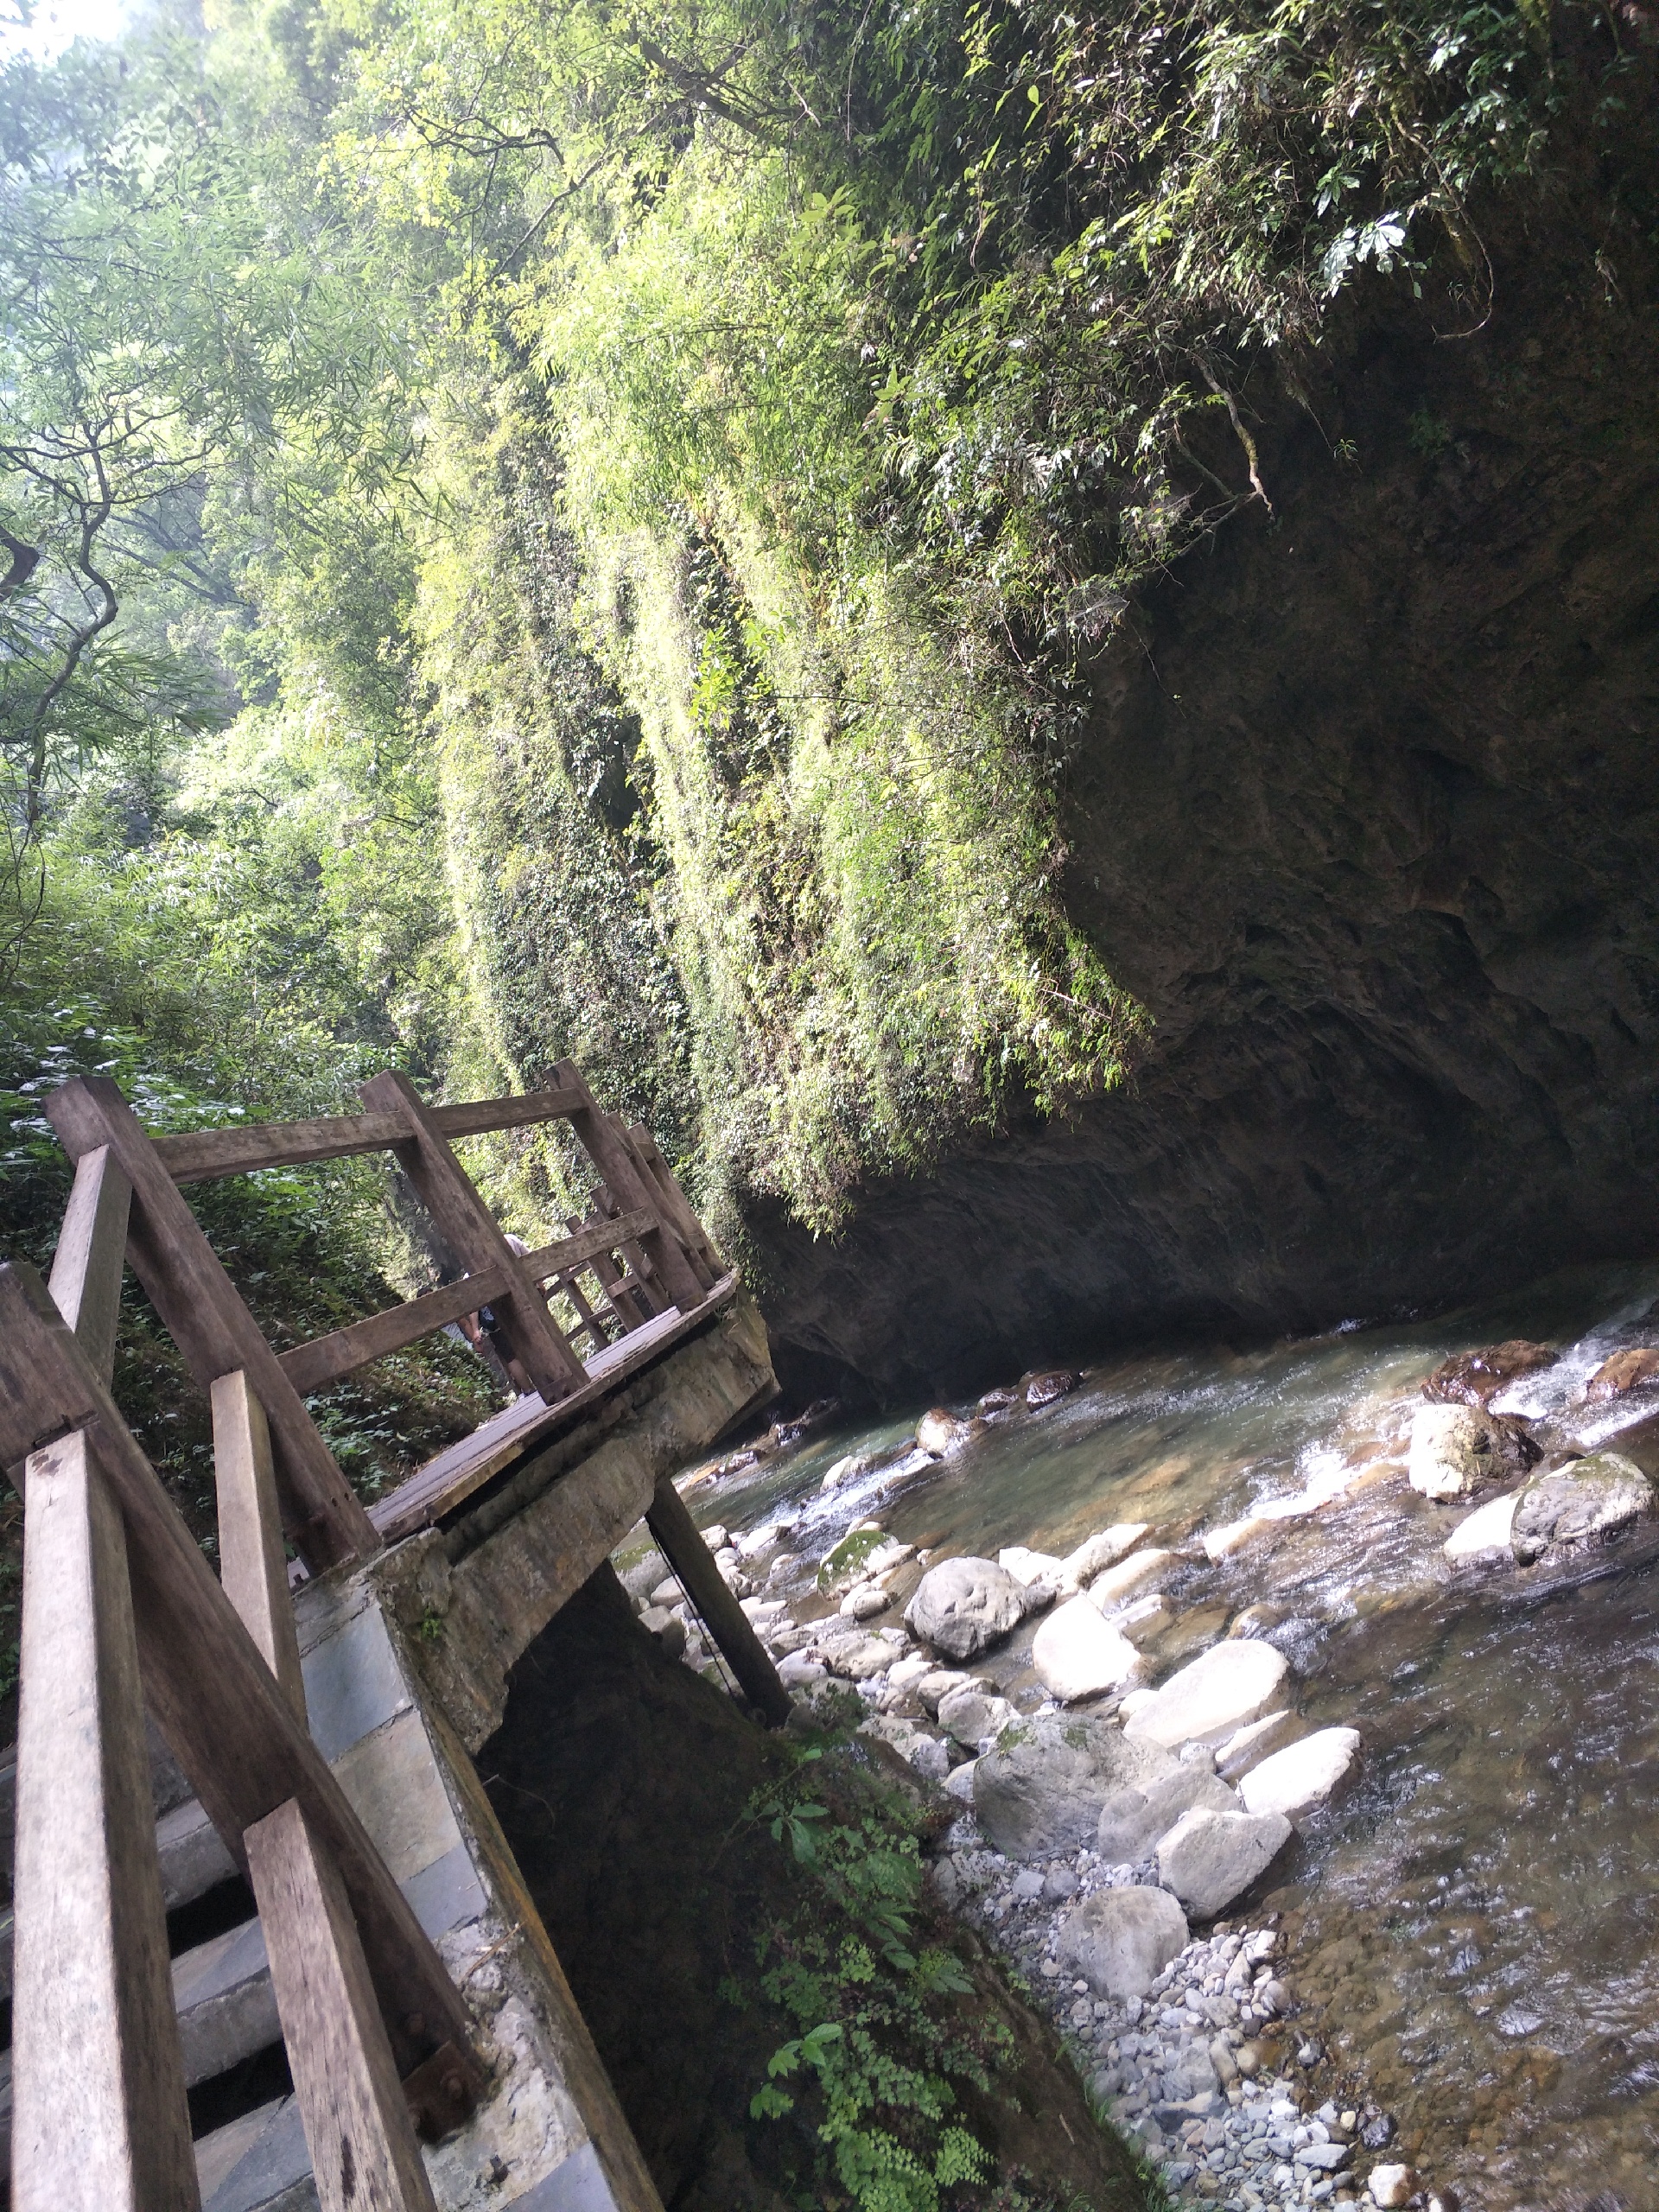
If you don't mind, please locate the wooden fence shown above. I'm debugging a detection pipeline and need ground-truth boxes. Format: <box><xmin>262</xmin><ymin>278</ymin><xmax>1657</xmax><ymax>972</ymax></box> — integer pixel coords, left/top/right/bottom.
<box><xmin>0</xmin><ymin>1061</ymin><xmax>785</xmax><ymax>2211</ymax></box>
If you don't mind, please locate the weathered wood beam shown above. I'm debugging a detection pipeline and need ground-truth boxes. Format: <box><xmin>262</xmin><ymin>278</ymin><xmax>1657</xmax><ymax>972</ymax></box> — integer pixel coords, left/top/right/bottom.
<box><xmin>0</xmin><ymin>1262</ymin><xmax>473</xmax><ymax>2079</ymax></box>
<box><xmin>212</xmin><ymin>1370</ymin><xmax>307</xmax><ymax>1721</ymax></box>
<box><xmin>246</xmin><ymin>1798</ymin><xmax>440</xmax><ymax>2212</ymax></box>
<box><xmin>277</xmin><ymin>1211</ymin><xmax>658</xmax><ymax>1397</ymax></box>
<box><xmin>645</xmin><ymin>1471</ymin><xmax>791</xmax><ymax>1727</ymax></box>
<box><xmin>360</xmin><ymin>1071</ymin><xmax>588</xmax><ymax>1406</ymax></box>
<box><xmin>626</xmin><ymin>1124</ymin><xmax>720</xmax><ymax>1290</ymax></box>
<box><xmin>150</xmin><ymin>1084</ymin><xmax>584</xmax><ymax>1185</ymax></box>
<box><xmin>554</xmin><ymin>1061</ymin><xmax>706</xmax><ymax>1310</ymax></box>
<box><xmin>46</xmin><ymin>1077</ymin><xmax>378</xmax><ymax>1573</ymax></box>
<box><xmin>11</xmin><ymin>1428</ymin><xmax>200</xmax><ymax>2212</ymax></box>
<box><xmin>46</xmin><ymin>1144</ymin><xmax>131</xmax><ymax>1388</ymax></box>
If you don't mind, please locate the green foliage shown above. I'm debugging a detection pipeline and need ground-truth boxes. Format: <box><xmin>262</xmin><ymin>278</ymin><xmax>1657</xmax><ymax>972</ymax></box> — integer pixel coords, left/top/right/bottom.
<box><xmin>0</xmin><ymin>0</ymin><xmax>1646</xmax><ymax>1267</ymax></box>
<box><xmin>744</xmin><ymin>1766</ymin><xmax>1006</xmax><ymax>2212</ymax></box>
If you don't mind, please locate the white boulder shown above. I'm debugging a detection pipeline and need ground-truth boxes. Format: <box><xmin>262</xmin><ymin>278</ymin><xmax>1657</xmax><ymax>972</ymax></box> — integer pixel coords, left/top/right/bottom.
<box><xmin>1215</xmin><ymin>1710</ymin><xmax>1304</xmax><ymax>1784</ymax></box>
<box><xmin>1087</xmin><ymin>1547</ymin><xmax>1176</xmax><ymax>1612</ymax></box>
<box><xmin>1238</xmin><ymin>1726</ymin><xmax>1361</xmax><ymax>1828</ymax></box>
<box><xmin>1123</xmin><ymin>1638</ymin><xmax>1290</xmax><ymax>1751</ymax></box>
<box><xmin>1444</xmin><ymin>1490</ymin><xmax>1520</xmax><ymax>1561</ymax></box>
<box><xmin>1409</xmin><ymin>1402</ymin><xmax>1537</xmax><ymax>1499</ymax></box>
<box><xmin>1156</xmin><ymin>1806</ymin><xmax>1293</xmax><ymax>1918</ymax></box>
<box><xmin>1510</xmin><ymin>1450</ymin><xmax>1655</xmax><ymax>1563</ymax></box>
<box><xmin>998</xmin><ymin>1545</ymin><xmax>1063</xmax><ymax>1585</ymax></box>
<box><xmin>1032</xmin><ymin>1595</ymin><xmax>1147</xmax><ymax>1702</ymax></box>
<box><xmin>1059</xmin><ymin>1524</ymin><xmax>1150</xmax><ymax>1588</ymax></box>
<box><xmin>1096</xmin><ymin>1764</ymin><xmax>1240</xmax><ymax>1862</ymax></box>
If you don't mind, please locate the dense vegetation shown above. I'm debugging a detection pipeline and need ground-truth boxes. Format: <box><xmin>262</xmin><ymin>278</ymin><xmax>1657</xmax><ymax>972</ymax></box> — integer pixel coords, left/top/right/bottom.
<box><xmin>1</xmin><ymin>0</ymin><xmax>1649</xmax><ymax>1337</ymax></box>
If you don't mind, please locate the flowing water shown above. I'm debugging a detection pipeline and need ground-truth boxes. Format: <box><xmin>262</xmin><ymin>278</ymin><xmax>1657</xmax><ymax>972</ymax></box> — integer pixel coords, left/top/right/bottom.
<box><xmin>694</xmin><ymin>1262</ymin><xmax>1659</xmax><ymax>2209</ymax></box>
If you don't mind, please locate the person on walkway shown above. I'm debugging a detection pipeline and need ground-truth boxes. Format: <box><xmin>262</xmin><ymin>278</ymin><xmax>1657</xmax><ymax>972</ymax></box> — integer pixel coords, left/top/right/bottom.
<box><xmin>459</xmin><ymin>1230</ymin><xmax>535</xmax><ymax>1396</ymax></box>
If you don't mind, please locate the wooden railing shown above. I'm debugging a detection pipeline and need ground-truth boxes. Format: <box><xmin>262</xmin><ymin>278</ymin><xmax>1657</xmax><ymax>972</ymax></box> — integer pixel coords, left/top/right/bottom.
<box><xmin>0</xmin><ymin>1062</ymin><xmax>772</xmax><ymax>2211</ymax></box>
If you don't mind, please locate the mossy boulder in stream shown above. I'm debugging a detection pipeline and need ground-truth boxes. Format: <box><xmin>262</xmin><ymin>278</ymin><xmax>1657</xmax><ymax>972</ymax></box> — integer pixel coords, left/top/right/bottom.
<box><xmin>1510</xmin><ymin>1452</ymin><xmax>1655</xmax><ymax>1565</ymax></box>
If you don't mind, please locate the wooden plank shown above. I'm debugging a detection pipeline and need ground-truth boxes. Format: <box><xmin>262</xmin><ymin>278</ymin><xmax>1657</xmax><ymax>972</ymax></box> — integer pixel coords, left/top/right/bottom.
<box><xmin>212</xmin><ymin>1371</ymin><xmax>307</xmax><ymax>1720</ymax></box>
<box><xmin>0</xmin><ymin>1262</ymin><xmax>471</xmax><ymax>2078</ymax></box>
<box><xmin>554</xmin><ymin>1061</ymin><xmax>706</xmax><ymax>1310</ymax></box>
<box><xmin>360</xmin><ymin>1071</ymin><xmax>588</xmax><ymax>1405</ymax></box>
<box><xmin>152</xmin><ymin>1111</ymin><xmax>410</xmax><ymax>1185</ymax></box>
<box><xmin>367</xmin><ymin>1280</ymin><xmax>738</xmax><ymax>1543</ymax></box>
<box><xmin>47</xmin><ymin>1144</ymin><xmax>132</xmax><ymax>1387</ymax></box>
<box><xmin>548</xmin><ymin>1263</ymin><xmax>609</xmax><ymax>1354</ymax></box>
<box><xmin>429</xmin><ymin>1084</ymin><xmax>582</xmax><ymax>1141</ymax></box>
<box><xmin>626</xmin><ymin>1125</ymin><xmax>720</xmax><ymax>1287</ymax></box>
<box><xmin>46</xmin><ymin>1078</ymin><xmax>378</xmax><ymax>1574</ymax></box>
<box><xmin>11</xmin><ymin>1429</ymin><xmax>200</xmax><ymax>2212</ymax></box>
<box><xmin>245</xmin><ymin>1797</ymin><xmax>440</xmax><ymax>2212</ymax></box>
<box><xmin>645</xmin><ymin>1471</ymin><xmax>791</xmax><ymax>1727</ymax></box>
<box><xmin>150</xmin><ymin>1084</ymin><xmax>583</xmax><ymax>1186</ymax></box>
<box><xmin>279</xmin><ymin>1272</ymin><xmax>506</xmax><ymax>1397</ymax></box>
<box><xmin>276</xmin><ymin>1211</ymin><xmax>658</xmax><ymax>1397</ymax></box>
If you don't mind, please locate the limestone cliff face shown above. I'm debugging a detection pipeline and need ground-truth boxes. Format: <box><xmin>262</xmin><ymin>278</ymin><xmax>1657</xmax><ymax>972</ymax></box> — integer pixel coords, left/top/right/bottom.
<box><xmin>748</xmin><ymin>199</ymin><xmax>1659</xmax><ymax>1401</ymax></box>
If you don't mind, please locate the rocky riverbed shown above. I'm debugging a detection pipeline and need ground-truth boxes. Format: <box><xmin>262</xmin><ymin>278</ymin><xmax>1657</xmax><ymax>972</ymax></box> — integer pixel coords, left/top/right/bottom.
<box><xmin>615</xmin><ymin>1263</ymin><xmax>1659</xmax><ymax>2210</ymax></box>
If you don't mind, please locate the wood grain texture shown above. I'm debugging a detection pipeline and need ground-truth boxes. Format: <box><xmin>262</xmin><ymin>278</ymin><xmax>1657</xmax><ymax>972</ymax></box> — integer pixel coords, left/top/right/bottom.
<box><xmin>553</xmin><ymin>1061</ymin><xmax>706</xmax><ymax>1310</ymax></box>
<box><xmin>45</xmin><ymin>1077</ymin><xmax>378</xmax><ymax>1573</ymax></box>
<box><xmin>152</xmin><ymin>1111</ymin><xmax>410</xmax><ymax>1185</ymax></box>
<box><xmin>246</xmin><ymin>1797</ymin><xmax>439</xmax><ymax>2212</ymax></box>
<box><xmin>360</xmin><ymin>1071</ymin><xmax>587</xmax><ymax>1405</ymax></box>
<box><xmin>10</xmin><ymin>1430</ymin><xmax>200</xmax><ymax>2212</ymax></box>
<box><xmin>212</xmin><ymin>1370</ymin><xmax>307</xmax><ymax>1720</ymax></box>
<box><xmin>46</xmin><ymin>1146</ymin><xmax>132</xmax><ymax>1389</ymax></box>
<box><xmin>626</xmin><ymin>1125</ymin><xmax>720</xmax><ymax>1287</ymax></box>
<box><xmin>0</xmin><ymin>1262</ymin><xmax>470</xmax><ymax>2076</ymax></box>
<box><xmin>645</xmin><ymin>1471</ymin><xmax>791</xmax><ymax>1727</ymax></box>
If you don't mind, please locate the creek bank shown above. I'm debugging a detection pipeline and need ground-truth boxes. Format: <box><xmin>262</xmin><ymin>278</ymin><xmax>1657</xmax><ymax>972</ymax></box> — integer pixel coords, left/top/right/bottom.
<box><xmin>626</xmin><ymin>1310</ymin><xmax>1659</xmax><ymax>2209</ymax></box>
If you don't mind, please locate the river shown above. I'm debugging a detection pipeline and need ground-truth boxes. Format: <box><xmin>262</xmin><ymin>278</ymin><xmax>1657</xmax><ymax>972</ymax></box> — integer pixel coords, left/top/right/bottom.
<box><xmin>691</xmin><ymin>1260</ymin><xmax>1659</xmax><ymax>2208</ymax></box>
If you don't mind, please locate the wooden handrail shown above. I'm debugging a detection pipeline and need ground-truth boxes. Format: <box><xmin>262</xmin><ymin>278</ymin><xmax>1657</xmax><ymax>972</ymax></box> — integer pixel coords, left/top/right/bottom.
<box><xmin>277</xmin><ymin>1210</ymin><xmax>658</xmax><ymax>1395</ymax></box>
<box><xmin>46</xmin><ymin>1078</ymin><xmax>380</xmax><ymax>1574</ymax></box>
<box><xmin>0</xmin><ymin>1263</ymin><xmax>474</xmax><ymax>2080</ymax></box>
<box><xmin>150</xmin><ymin>1082</ymin><xmax>584</xmax><ymax>1185</ymax></box>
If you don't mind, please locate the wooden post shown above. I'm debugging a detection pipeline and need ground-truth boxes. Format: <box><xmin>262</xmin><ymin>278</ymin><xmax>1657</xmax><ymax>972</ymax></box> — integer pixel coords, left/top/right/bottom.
<box><xmin>554</xmin><ymin>1062</ymin><xmax>706</xmax><ymax>1310</ymax></box>
<box><xmin>571</xmin><ymin>1217</ymin><xmax>656</xmax><ymax>1331</ymax></box>
<box><xmin>47</xmin><ymin>1144</ymin><xmax>131</xmax><ymax>1388</ymax></box>
<box><xmin>359</xmin><ymin>1071</ymin><xmax>588</xmax><ymax>1405</ymax></box>
<box><xmin>645</xmin><ymin>1473</ymin><xmax>791</xmax><ymax>1726</ymax></box>
<box><xmin>46</xmin><ymin>1077</ymin><xmax>378</xmax><ymax>1574</ymax></box>
<box><xmin>212</xmin><ymin>1369</ymin><xmax>307</xmax><ymax>1720</ymax></box>
<box><xmin>246</xmin><ymin>1798</ymin><xmax>440</xmax><ymax>2212</ymax></box>
<box><xmin>11</xmin><ymin>1429</ymin><xmax>200</xmax><ymax>2212</ymax></box>
<box><xmin>626</xmin><ymin>1124</ymin><xmax>720</xmax><ymax>1288</ymax></box>
<box><xmin>0</xmin><ymin>1262</ymin><xmax>474</xmax><ymax>2080</ymax></box>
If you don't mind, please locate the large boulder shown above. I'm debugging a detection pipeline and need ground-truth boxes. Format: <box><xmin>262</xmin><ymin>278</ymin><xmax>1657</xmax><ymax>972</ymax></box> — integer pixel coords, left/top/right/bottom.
<box><xmin>1032</xmin><ymin>1596</ymin><xmax>1146</xmax><ymax>1702</ymax></box>
<box><xmin>1422</xmin><ymin>1340</ymin><xmax>1556</xmax><ymax>1408</ymax></box>
<box><xmin>1096</xmin><ymin>1764</ymin><xmax>1239</xmax><ymax>1862</ymax></box>
<box><xmin>1585</xmin><ymin>1347</ymin><xmax>1659</xmax><ymax>1401</ymax></box>
<box><xmin>973</xmin><ymin>1713</ymin><xmax>1175</xmax><ymax>1859</ymax></box>
<box><xmin>916</xmin><ymin>1409</ymin><xmax>979</xmax><ymax>1457</ymax></box>
<box><xmin>904</xmin><ymin>1557</ymin><xmax>1025</xmax><ymax>1658</ymax></box>
<box><xmin>1510</xmin><ymin>1451</ymin><xmax>1655</xmax><ymax>1564</ymax></box>
<box><xmin>1408</xmin><ymin>1403</ymin><xmax>1540</xmax><ymax>1499</ymax></box>
<box><xmin>1123</xmin><ymin>1639</ymin><xmax>1290</xmax><ymax>1751</ymax></box>
<box><xmin>1027</xmin><ymin>1369</ymin><xmax>1082</xmax><ymax>1408</ymax></box>
<box><xmin>1215</xmin><ymin>1710</ymin><xmax>1304</xmax><ymax>1784</ymax></box>
<box><xmin>1237</xmin><ymin>1727</ymin><xmax>1361</xmax><ymax>1829</ymax></box>
<box><xmin>1056</xmin><ymin>1885</ymin><xmax>1189</xmax><ymax>1999</ymax></box>
<box><xmin>1156</xmin><ymin>1807</ymin><xmax>1292</xmax><ymax>1918</ymax></box>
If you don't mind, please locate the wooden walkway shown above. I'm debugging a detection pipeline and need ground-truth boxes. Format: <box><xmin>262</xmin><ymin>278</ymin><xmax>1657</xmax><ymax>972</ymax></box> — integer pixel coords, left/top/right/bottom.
<box><xmin>0</xmin><ymin>1063</ymin><xmax>785</xmax><ymax>2212</ymax></box>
